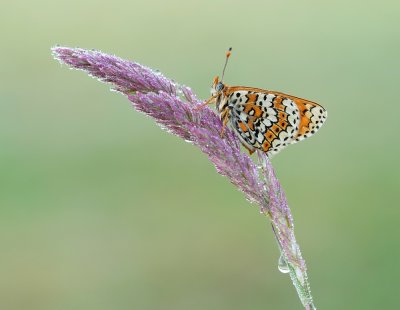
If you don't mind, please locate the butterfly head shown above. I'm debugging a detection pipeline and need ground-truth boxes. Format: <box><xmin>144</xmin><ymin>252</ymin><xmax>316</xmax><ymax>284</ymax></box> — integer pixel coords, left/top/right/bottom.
<box><xmin>211</xmin><ymin>76</ymin><xmax>225</xmax><ymax>96</ymax></box>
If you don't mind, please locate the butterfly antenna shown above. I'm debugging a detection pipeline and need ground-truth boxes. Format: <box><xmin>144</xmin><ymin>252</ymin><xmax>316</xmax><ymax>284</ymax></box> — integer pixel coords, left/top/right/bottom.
<box><xmin>221</xmin><ymin>47</ymin><xmax>232</xmax><ymax>82</ymax></box>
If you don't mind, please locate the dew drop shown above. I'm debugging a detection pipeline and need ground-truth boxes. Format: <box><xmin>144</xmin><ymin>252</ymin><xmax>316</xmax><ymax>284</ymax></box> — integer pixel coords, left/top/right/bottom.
<box><xmin>153</xmin><ymin>69</ymin><xmax>162</xmax><ymax>76</ymax></box>
<box><xmin>305</xmin><ymin>303</ymin><xmax>317</xmax><ymax>310</ymax></box>
<box><xmin>278</xmin><ymin>253</ymin><xmax>290</xmax><ymax>273</ymax></box>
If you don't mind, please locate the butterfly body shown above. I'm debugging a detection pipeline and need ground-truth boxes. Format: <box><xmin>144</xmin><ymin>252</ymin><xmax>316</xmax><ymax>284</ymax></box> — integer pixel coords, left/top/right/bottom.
<box><xmin>210</xmin><ymin>77</ymin><xmax>327</xmax><ymax>156</ymax></box>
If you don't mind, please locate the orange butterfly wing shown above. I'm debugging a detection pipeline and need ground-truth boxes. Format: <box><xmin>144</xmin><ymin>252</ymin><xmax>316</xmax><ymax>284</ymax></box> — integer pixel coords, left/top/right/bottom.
<box><xmin>224</xmin><ymin>86</ymin><xmax>327</xmax><ymax>155</ymax></box>
<box><xmin>267</xmin><ymin>91</ymin><xmax>327</xmax><ymax>142</ymax></box>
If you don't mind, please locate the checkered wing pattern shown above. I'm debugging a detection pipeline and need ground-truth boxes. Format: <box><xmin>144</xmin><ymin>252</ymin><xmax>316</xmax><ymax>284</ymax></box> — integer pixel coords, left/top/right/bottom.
<box><xmin>226</xmin><ymin>88</ymin><xmax>327</xmax><ymax>156</ymax></box>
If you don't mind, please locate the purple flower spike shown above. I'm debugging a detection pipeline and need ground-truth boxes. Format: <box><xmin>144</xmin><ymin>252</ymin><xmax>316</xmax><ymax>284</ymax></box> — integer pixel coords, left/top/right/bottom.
<box><xmin>52</xmin><ymin>46</ymin><xmax>316</xmax><ymax>309</ymax></box>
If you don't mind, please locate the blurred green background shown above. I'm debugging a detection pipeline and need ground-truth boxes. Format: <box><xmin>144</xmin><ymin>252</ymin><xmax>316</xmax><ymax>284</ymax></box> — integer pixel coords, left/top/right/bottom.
<box><xmin>1</xmin><ymin>0</ymin><xmax>399</xmax><ymax>309</ymax></box>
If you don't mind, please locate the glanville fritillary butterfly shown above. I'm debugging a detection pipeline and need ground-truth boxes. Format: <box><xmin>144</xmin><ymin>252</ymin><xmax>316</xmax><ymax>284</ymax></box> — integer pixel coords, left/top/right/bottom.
<box><xmin>197</xmin><ymin>48</ymin><xmax>327</xmax><ymax>157</ymax></box>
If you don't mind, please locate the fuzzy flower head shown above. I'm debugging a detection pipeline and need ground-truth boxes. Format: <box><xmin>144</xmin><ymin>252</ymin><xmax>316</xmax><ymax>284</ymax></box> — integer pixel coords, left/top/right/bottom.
<box><xmin>52</xmin><ymin>46</ymin><xmax>317</xmax><ymax>310</ymax></box>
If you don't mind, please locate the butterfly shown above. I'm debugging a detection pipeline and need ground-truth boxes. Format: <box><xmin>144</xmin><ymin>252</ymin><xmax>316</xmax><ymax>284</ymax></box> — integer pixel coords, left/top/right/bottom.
<box><xmin>197</xmin><ymin>48</ymin><xmax>327</xmax><ymax>157</ymax></box>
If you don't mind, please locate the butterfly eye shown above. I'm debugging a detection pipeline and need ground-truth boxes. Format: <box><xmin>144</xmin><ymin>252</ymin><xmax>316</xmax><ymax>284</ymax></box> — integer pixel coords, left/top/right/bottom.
<box><xmin>216</xmin><ymin>82</ymin><xmax>224</xmax><ymax>92</ymax></box>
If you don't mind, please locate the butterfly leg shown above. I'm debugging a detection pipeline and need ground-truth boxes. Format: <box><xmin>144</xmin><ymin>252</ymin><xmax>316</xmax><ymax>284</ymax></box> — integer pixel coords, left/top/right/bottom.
<box><xmin>194</xmin><ymin>94</ymin><xmax>217</xmax><ymax>111</ymax></box>
<box><xmin>220</xmin><ymin>117</ymin><xmax>229</xmax><ymax>138</ymax></box>
<box><xmin>244</xmin><ymin>145</ymin><xmax>255</xmax><ymax>155</ymax></box>
<box><xmin>220</xmin><ymin>110</ymin><xmax>229</xmax><ymax>138</ymax></box>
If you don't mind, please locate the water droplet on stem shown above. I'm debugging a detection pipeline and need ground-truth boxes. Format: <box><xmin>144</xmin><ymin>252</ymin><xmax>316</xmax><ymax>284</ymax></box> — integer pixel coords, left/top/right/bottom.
<box><xmin>278</xmin><ymin>253</ymin><xmax>290</xmax><ymax>273</ymax></box>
